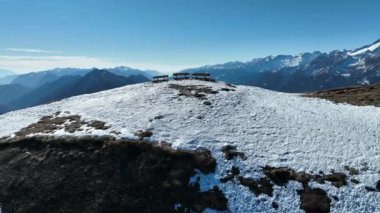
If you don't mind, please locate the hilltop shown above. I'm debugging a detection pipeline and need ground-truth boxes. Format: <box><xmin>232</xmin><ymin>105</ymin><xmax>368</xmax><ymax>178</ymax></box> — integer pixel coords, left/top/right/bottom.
<box><xmin>0</xmin><ymin>80</ymin><xmax>379</xmax><ymax>212</ymax></box>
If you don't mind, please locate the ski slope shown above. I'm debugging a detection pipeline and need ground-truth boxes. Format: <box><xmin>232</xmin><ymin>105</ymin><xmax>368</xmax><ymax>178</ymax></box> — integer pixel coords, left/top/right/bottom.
<box><xmin>0</xmin><ymin>80</ymin><xmax>379</xmax><ymax>212</ymax></box>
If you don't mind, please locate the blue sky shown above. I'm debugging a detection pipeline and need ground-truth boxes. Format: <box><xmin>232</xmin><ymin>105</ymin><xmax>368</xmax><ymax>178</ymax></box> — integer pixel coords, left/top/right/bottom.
<box><xmin>0</xmin><ymin>0</ymin><xmax>380</xmax><ymax>73</ymax></box>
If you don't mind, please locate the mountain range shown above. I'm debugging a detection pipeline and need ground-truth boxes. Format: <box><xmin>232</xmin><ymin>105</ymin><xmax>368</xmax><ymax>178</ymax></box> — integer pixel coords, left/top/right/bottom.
<box><xmin>4</xmin><ymin>66</ymin><xmax>159</xmax><ymax>88</ymax></box>
<box><xmin>0</xmin><ymin>70</ymin><xmax>17</xmax><ymax>85</ymax></box>
<box><xmin>1</xmin><ymin>39</ymin><xmax>380</xmax><ymax>113</ymax></box>
<box><xmin>0</xmin><ymin>69</ymin><xmax>150</xmax><ymax>114</ymax></box>
<box><xmin>182</xmin><ymin>39</ymin><xmax>380</xmax><ymax>92</ymax></box>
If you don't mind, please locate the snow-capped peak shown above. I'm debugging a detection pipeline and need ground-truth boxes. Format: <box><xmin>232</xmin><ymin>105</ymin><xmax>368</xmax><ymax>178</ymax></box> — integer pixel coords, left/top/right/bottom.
<box><xmin>348</xmin><ymin>39</ymin><xmax>380</xmax><ymax>56</ymax></box>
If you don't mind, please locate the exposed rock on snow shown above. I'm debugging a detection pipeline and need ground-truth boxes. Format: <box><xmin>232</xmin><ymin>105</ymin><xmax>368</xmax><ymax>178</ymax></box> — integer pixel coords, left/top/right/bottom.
<box><xmin>221</xmin><ymin>145</ymin><xmax>246</xmax><ymax>160</ymax></box>
<box><xmin>299</xmin><ymin>187</ymin><xmax>331</xmax><ymax>213</ymax></box>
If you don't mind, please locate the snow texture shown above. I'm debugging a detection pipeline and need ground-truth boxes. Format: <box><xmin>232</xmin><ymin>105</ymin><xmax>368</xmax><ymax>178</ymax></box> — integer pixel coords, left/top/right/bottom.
<box><xmin>0</xmin><ymin>80</ymin><xmax>379</xmax><ymax>212</ymax></box>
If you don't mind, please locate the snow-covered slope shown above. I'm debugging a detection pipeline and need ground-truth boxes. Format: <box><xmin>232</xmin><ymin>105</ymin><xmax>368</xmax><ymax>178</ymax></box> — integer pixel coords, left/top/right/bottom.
<box><xmin>0</xmin><ymin>80</ymin><xmax>379</xmax><ymax>212</ymax></box>
<box><xmin>349</xmin><ymin>39</ymin><xmax>380</xmax><ymax>56</ymax></box>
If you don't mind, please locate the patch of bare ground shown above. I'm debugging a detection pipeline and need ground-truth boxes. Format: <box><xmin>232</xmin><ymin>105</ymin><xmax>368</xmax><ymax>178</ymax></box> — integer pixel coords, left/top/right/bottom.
<box><xmin>365</xmin><ymin>180</ymin><xmax>380</xmax><ymax>192</ymax></box>
<box><xmin>134</xmin><ymin>130</ymin><xmax>153</xmax><ymax>140</ymax></box>
<box><xmin>169</xmin><ymin>84</ymin><xmax>218</xmax><ymax>100</ymax></box>
<box><xmin>221</xmin><ymin>145</ymin><xmax>247</xmax><ymax>160</ymax></box>
<box><xmin>220</xmin><ymin>166</ymin><xmax>240</xmax><ymax>183</ymax></box>
<box><xmin>263</xmin><ymin>166</ymin><xmax>312</xmax><ymax>187</ymax></box>
<box><xmin>238</xmin><ymin>177</ymin><xmax>274</xmax><ymax>197</ymax></box>
<box><xmin>222</xmin><ymin>165</ymin><xmax>348</xmax><ymax>211</ymax></box>
<box><xmin>299</xmin><ymin>187</ymin><xmax>331</xmax><ymax>213</ymax></box>
<box><xmin>220</xmin><ymin>166</ymin><xmax>274</xmax><ymax>197</ymax></box>
<box><xmin>344</xmin><ymin>165</ymin><xmax>359</xmax><ymax>175</ymax></box>
<box><xmin>314</xmin><ymin>173</ymin><xmax>347</xmax><ymax>188</ymax></box>
<box><xmin>305</xmin><ymin>84</ymin><xmax>380</xmax><ymax>107</ymax></box>
<box><xmin>262</xmin><ymin>166</ymin><xmax>333</xmax><ymax>212</ymax></box>
<box><xmin>220</xmin><ymin>88</ymin><xmax>235</xmax><ymax>92</ymax></box>
<box><xmin>0</xmin><ymin>136</ymin><xmax>227</xmax><ymax>213</ymax></box>
<box><xmin>263</xmin><ymin>167</ymin><xmax>347</xmax><ymax>188</ymax></box>
<box><xmin>10</xmin><ymin>113</ymin><xmax>110</xmax><ymax>139</ymax></box>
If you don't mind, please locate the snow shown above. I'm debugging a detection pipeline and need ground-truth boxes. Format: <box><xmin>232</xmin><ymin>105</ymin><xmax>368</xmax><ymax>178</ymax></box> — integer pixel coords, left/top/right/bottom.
<box><xmin>349</xmin><ymin>41</ymin><xmax>380</xmax><ymax>56</ymax></box>
<box><xmin>282</xmin><ymin>55</ymin><xmax>302</xmax><ymax>67</ymax></box>
<box><xmin>0</xmin><ymin>80</ymin><xmax>379</xmax><ymax>212</ymax></box>
<box><xmin>349</xmin><ymin>58</ymin><xmax>366</xmax><ymax>70</ymax></box>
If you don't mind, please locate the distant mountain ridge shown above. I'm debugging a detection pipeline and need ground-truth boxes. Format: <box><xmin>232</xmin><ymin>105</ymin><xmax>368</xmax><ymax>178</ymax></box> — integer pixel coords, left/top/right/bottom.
<box><xmin>182</xmin><ymin>39</ymin><xmax>380</xmax><ymax>92</ymax></box>
<box><xmin>0</xmin><ymin>70</ymin><xmax>16</xmax><ymax>78</ymax></box>
<box><xmin>1</xmin><ymin>69</ymin><xmax>150</xmax><ymax>114</ymax></box>
<box><xmin>8</xmin><ymin>66</ymin><xmax>159</xmax><ymax>88</ymax></box>
<box><xmin>0</xmin><ymin>84</ymin><xmax>31</xmax><ymax>105</ymax></box>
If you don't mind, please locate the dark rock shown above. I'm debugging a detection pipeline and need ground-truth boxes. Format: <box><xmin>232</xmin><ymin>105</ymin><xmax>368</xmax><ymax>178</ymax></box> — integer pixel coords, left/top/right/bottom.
<box><xmin>239</xmin><ymin>177</ymin><xmax>274</xmax><ymax>197</ymax></box>
<box><xmin>221</xmin><ymin>145</ymin><xmax>246</xmax><ymax>161</ymax></box>
<box><xmin>300</xmin><ymin>187</ymin><xmax>331</xmax><ymax>213</ymax></box>
<box><xmin>263</xmin><ymin>167</ymin><xmax>311</xmax><ymax>187</ymax></box>
<box><xmin>351</xmin><ymin>179</ymin><xmax>360</xmax><ymax>184</ymax></box>
<box><xmin>203</xmin><ymin>101</ymin><xmax>212</xmax><ymax>106</ymax></box>
<box><xmin>320</xmin><ymin>173</ymin><xmax>347</xmax><ymax>188</ymax></box>
<box><xmin>220</xmin><ymin>166</ymin><xmax>240</xmax><ymax>183</ymax></box>
<box><xmin>365</xmin><ymin>186</ymin><xmax>377</xmax><ymax>192</ymax></box>
<box><xmin>154</xmin><ymin>115</ymin><xmax>165</xmax><ymax>120</ymax></box>
<box><xmin>272</xmin><ymin>202</ymin><xmax>279</xmax><ymax>209</ymax></box>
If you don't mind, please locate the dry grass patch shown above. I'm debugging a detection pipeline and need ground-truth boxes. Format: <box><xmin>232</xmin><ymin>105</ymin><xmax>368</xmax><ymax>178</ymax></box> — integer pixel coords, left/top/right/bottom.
<box><xmin>305</xmin><ymin>84</ymin><xmax>380</xmax><ymax>107</ymax></box>
<box><xmin>169</xmin><ymin>84</ymin><xmax>218</xmax><ymax>100</ymax></box>
<box><xmin>9</xmin><ymin>113</ymin><xmax>110</xmax><ymax>140</ymax></box>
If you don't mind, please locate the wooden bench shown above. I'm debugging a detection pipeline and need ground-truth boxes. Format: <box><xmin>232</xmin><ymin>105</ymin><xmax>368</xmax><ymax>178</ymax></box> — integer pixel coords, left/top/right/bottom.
<box><xmin>152</xmin><ymin>75</ymin><xmax>169</xmax><ymax>83</ymax></box>
<box><xmin>192</xmin><ymin>73</ymin><xmax>211</xmax><ymax>81</ymax></box>
<box><xmin>173</xmin><ymin>73</ymin><xmax>190</xmax><ymax>80</ymax></box>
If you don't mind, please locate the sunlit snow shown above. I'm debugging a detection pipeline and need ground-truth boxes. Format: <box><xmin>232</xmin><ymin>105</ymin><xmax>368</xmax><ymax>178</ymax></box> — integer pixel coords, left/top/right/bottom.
<box><xmin>0</xmin><ymin>80</ymin><xmax>379</xmax><ymax>212</ymax></box>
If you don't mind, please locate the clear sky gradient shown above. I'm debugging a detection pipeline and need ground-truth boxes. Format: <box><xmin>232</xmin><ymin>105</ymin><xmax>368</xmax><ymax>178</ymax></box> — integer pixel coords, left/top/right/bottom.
<box><xmin>0</xmin><ymin>0</ymin><xmax>380</xmax><ymax>73</ymax></box>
